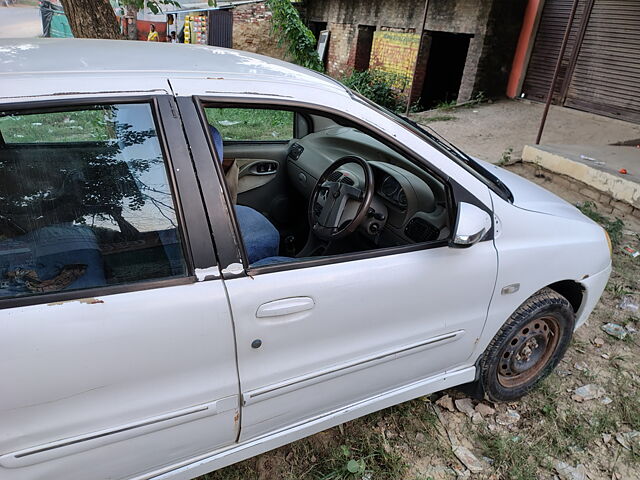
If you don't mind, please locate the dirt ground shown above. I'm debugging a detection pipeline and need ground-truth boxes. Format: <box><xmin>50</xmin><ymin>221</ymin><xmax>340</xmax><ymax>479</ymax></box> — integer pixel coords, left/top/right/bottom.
<box><xmin>409</xmin><ymin>99</ymin><xmax>640</xmax><ymax>164</ymax></box>
<box><xmin>203</xmin><ymin>164</ymin><xmax>639</xmax><ymax>480</ymax></box>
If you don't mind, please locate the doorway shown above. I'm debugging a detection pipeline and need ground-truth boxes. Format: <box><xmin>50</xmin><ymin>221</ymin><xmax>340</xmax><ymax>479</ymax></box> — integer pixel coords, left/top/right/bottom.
<box><xmin>420</xmin><ymin>32</ymin><xmax>472</xmax><ymax>109</ymax></box>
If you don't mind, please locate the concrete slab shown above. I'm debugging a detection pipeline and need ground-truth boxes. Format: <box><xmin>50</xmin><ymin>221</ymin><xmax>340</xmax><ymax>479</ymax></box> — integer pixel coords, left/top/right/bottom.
<box><xmin>523</xmin><ymin>144</ymin><xmax>640</xmax><ymax>207</ymax></box>
<box><xmin>0</xmin><ymin>5</ymin><xmax>42</xmax><ymax>39</ymax></box>
<box><xmin>411</xmin><ymin>99</ymin><xmax>640</xmax><ymax>164</ymax></box>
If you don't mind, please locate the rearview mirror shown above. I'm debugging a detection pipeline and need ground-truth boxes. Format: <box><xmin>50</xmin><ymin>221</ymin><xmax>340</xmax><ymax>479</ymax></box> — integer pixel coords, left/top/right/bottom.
<box><xmin>450</xmin><ymin>202</ymin><xmax>492</xmax><ymax>248</ymax></box>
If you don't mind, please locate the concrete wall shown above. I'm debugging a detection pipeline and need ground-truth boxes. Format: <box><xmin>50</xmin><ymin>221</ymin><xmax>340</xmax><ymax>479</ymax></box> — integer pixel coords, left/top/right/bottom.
<box><xmin>307</xmin><ymin>0</ymin><xmax>526</xmax><ymax>103</ymax></box>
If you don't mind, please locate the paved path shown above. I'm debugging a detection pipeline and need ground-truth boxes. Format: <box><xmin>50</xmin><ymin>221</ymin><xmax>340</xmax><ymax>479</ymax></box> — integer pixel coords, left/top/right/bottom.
<box><xmin>0</xmin><ymin>5</ymin><xmax>42</xmax><ymax>38</ymax></box>
<box><xmin>410</xmin><ymin>99</ymin><xmax>640</xmax><ymax>164</ymax></box>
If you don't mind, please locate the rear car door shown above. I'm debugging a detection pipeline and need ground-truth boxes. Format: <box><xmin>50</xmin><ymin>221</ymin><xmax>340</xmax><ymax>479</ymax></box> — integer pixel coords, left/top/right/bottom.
<box><xmin>0</xmin><ymin>96</ymin><xmax>239</xmax><ymax>480</ymax></box>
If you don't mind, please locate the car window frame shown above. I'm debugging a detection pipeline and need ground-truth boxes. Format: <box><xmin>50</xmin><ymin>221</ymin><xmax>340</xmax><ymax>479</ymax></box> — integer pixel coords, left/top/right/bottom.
<box><xmin>0</xmin><ymin>95</ymin><xmax>216</xmax><ymax>310</ymax></box>
<box><xmin>187</xmin><ymin>95</ymin><xmax>493</xmax><ymax>278</ymax></box>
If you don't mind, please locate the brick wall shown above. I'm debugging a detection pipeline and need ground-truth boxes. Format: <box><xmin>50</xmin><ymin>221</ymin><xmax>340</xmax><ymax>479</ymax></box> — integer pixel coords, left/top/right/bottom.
<box><xmin>307</xmin><ymin>0</ymin><xmax>527</xmax><ymax>104</ymax></box>
<box><xmin>507</xmin><ymin>162</ymin><xmax>640</xmax><ymax>222</ymax></box>
<box><xmin>232</xmin><ymin>2</ymin><xmax>288</xmax><ymax>60</ymax></box>
<box><xmin>325</xmin><ymin>22</ymin><xmax>358</xmax><ymax>77</ymax></box>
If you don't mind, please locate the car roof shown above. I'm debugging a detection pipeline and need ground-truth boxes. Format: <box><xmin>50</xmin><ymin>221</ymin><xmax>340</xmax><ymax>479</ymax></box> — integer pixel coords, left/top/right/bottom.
<box><xmin>0</xmin><ymin>38</ymin><xmax>347</xmax><ymax>99</ymax></box>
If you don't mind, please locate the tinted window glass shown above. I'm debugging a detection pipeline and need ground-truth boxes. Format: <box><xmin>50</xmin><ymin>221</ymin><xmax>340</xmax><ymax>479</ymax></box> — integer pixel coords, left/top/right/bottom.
<box><xmin>0</xmin><ymin>103</ymin><xmax>187</xmax><ymax>300</ymax></box>
<box><xmin>0</xmin><ymin>109</ymin><xmax>111</xmax><ymax>144</ymax></box>
<box><xmin>205</xmin><ymin>107</ymin><xmax>293</xmax><ymax>141</ymax></box>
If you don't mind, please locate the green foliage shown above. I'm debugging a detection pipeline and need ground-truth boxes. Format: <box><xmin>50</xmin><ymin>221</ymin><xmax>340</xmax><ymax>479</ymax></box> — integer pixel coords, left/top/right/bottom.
<box><xmin>577</xmin><ymin>201</ymin><xmax>625</xmax><ymax>246</ymax></box>
<box><xmin>435</xmin><ymin>99</ymin><xmax>457</xmax><ymax>110</ymax></box>
<box><xmin>266</xmin><ymin>0</ymin><xmax>323</xmax><ymax>71</ymax></box>
<box><xmin>498</xmin><ymin>147</ymin><xmax>514</xmax><ymax>166</ymax></box>
<box><xmin>341</xmin><ymin>70</ymin><xmax>404</xmax><ymax>112</ymax></box>
<box><xmin>117</xmin><ymin>0</ymin><xmax>181</xmax><ymax>14</ymax></box>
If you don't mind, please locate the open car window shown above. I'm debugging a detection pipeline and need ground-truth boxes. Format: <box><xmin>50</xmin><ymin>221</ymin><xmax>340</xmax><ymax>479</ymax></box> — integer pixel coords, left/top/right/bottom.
<box><xmin>204</xmin><ymin>107</ymin><xmax>294</xmax><ymax>141</ymax></box>
<box><xmin>200</xmin><ymin>103</ymin><xmax>452</xmax><ymax>271</ymax></box>
<box><xmin>0</xmin><ymin>103</ymin><xmax>187</xmax><ymax>300</ymax></box>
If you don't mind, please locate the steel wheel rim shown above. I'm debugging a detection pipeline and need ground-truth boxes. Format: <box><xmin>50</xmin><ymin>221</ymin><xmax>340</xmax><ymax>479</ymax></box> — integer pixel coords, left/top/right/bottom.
<box><xmin>497</xmin><ymin>315</ymin><xmax>562</xmax><ymax>388</ymax></box>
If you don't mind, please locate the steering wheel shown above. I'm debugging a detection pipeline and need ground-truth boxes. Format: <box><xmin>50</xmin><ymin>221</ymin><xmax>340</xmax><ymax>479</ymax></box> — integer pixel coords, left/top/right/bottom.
<box><xmin>308</xmin><ymin>156</ymin><xmax>375</xmax><ymax>241</ymax></box>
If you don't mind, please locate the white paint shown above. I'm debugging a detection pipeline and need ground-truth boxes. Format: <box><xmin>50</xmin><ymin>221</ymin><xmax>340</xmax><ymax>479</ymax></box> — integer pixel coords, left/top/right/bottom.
<box><xmin>0</xmin><ymin>39</ymin><xmax>612</xmax><ymax>480</ymax></box>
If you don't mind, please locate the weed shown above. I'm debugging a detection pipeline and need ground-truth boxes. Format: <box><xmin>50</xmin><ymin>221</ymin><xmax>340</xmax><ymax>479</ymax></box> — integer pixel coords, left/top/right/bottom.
<box><xmin>607</xmin><ymin>282</ymin><xmax>632</xmax><ymax>298</ymax></box>
<box><xmin>498</xmin><ymin>147</ymin><xmax>514</xmax><ymax>166</ymax></box>
<box><xmin>420</xmin><ymin>115</ymin><xmax>455</xmax><ymax>123</ymax></box>
<box><xmin>477</xmin><ymin>429</ymin><xmax>543</xmax><ymax>480</ymax></box>
<box><xmin>315</xmin><ymin>434</ymin><xmax>405</xmax><ymax>480</ymax></box>
<box><xmin>341</xmin><ymin>70</ymin><xmax>406</xmax><ymax>112</ymax></box>
<box><xmin>435</xmin><ymin>99</ymin><xmax>457</xmax><ymax>111</ymax></box>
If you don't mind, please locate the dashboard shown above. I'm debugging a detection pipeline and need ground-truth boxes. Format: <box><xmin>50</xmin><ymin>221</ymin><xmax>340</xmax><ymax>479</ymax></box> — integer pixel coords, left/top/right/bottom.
<box><xmin>287</xmin><ymin>126</ymin><xmax>449</xmax><ymax>245</ymax></box>
<box><xmin>379</xmin><ymin>175</ymin><xmax>408</xmax><ymax>209</ymax></box>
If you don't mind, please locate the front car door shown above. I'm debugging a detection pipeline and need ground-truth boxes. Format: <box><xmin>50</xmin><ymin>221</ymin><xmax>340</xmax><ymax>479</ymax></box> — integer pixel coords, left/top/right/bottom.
<box><xmin>173</xmin><ymin>79</ymin><xmax>498</xmax><ymax>442</ymax></box>
<box><xmin>0</xmin><ymin>95</ymin><xmax>239</xmax><ymax>480</ymax></box>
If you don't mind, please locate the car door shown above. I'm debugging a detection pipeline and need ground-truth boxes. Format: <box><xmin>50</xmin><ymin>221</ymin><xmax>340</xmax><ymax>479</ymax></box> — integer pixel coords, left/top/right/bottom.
<box><xmin>181</xmin><ymin>95</ymin><xmax>499</xmax><ymax>441</ymax></box>
<box><xmin>0</xmin><ymin>96</ymin><xmax>239</xmax><ymax>480</ymax></box>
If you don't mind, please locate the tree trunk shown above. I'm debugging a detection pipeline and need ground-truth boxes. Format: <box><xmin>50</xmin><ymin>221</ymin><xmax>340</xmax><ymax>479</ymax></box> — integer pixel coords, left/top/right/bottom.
<box><xmin>60</xmin><ymin>0</ymin><xmax>122</xmax><ymax>39</ymax></box>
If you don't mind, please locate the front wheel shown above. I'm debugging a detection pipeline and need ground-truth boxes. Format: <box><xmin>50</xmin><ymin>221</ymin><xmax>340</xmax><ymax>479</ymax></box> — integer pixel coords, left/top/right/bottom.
<box><xmin>479</xmin><ymin>288</ymin><xmax>575</xmax><ymax>402</ymax></box>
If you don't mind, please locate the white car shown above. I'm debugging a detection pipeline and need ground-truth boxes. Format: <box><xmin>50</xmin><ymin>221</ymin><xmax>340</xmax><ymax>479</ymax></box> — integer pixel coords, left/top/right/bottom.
<box><xmin>0</xmin><ymin>39</ymin><xmax>611</xmax><ymax>480</ymax></box>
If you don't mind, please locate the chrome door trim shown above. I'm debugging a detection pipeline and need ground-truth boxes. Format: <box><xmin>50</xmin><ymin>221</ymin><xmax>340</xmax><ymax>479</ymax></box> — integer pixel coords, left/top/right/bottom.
<box><xmin>0</xmin><ymin>397</ymin><xmax>237</xmax><ymax>468</ymax></box>
<box><xmin>136</xmin><ymin>366</ymin><xmax>477</xmax><ymax>480</ymax></box>
<box><xmin>242</xmin><ymin>330</ymin><xmax>464</xmax><ymax>405</ymax></box>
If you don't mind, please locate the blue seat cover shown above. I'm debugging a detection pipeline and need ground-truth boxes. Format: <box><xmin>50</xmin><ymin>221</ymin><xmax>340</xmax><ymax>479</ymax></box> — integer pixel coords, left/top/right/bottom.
<box><xmin>235</xmin><ymin>205</ymin><xmax>281</xmax><ymax>264</ymax></box>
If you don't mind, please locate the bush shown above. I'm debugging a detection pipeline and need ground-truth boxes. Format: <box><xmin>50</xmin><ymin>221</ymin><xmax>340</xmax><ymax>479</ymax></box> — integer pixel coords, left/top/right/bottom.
<box><xmin>341</xmin><ymin>70</ymin><xmax>406</xmax><ymax>112</ymax></box>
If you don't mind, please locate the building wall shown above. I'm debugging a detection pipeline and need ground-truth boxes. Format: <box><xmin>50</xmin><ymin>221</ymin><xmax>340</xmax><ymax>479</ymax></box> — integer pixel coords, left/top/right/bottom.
<box><xmin>307</xmin><ymin>0</ymin><xmax>526</xmax><ymax>103</ymax></box>
<box><xmin>232</xmin><ymin>2</ymin><xmax>288</xmax><ymax>60</ymax></box>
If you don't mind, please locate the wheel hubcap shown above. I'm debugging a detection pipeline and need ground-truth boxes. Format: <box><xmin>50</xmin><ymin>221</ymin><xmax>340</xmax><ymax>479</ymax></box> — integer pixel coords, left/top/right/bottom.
<box><xmin>497</xmin><ymin>316</ymin><xmax>561</xmax><ymax>388</ymax></box>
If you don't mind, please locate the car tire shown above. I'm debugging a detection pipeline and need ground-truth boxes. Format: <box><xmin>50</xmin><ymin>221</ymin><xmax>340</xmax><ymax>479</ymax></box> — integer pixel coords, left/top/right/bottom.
<box><xmin>479</xmin><ymin>288</ymin><xmax>575</xmax><ymax>402</ymax></box>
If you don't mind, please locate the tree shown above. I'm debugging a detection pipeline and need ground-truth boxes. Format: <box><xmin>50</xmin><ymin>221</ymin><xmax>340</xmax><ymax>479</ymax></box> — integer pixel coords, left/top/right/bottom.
<box><xmin>60</xmin><ymin>0</ymin><xmax>122</xmax><ymax>39</ymax></box>
<box><xmin>60</xmin><ymin>0</ymin><xmax>183</xmax><ymax>40</ymax></box>
<box><xmin>266</xmin><ymin>0</ymin><xmax>322</xmax><ymax>71</ymax></box>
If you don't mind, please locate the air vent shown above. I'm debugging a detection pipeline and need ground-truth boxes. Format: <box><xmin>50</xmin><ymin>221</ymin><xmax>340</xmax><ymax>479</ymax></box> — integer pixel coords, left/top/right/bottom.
<box><xmin>288</xmin><ymin>143</ymin><xmax>304</xmax><ymax>161</ymax></box>
<box><xmin>340</xmin><ymin>176</ymin><xmax>355</xmax><ymax>186</ymax></box>
<box><xmin>327</xmin><ymin>171</ymin><xmax>342</xmax><ymax>182</ymax></box>
<box><xmin>404</xmin><ymin>218</ymin><xmax>439</xmax><ymax>243</ymax></box>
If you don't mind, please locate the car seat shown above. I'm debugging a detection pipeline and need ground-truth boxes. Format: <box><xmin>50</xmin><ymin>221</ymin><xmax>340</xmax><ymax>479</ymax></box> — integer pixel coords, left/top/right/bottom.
<box><xmin>209</xmin><ymin>125</ymin><xmax>288</xmax><ymax>265</ymax></box>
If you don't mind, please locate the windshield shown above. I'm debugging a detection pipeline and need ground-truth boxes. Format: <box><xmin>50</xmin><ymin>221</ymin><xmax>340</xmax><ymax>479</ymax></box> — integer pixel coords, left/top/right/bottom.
<box><xmin>349</xmin><ymin>92</ymin><xmax>514</xmax><ymax>202</ymax></box>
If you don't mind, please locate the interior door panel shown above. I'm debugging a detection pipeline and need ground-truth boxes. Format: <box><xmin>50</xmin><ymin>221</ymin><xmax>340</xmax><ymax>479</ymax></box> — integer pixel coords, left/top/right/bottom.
<box><xmin>224</xmin><ymin>143</ymin><xmax>292</xmax><ymax>224</ymax></box>
<box><xmin>237</xmin><ymin>158</ymin><xmax>280</xmax><ymax>194</ymax></box>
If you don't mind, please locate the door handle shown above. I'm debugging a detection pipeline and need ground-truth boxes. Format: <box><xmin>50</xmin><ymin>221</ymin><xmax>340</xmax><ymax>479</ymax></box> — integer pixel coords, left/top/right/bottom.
<box><xmin>240</xmin><ymin>160</ymin><xmax>278</xmax><ymax>177</ymax></box>
<box><xmin>256</xmin><ymin>297</ymin><xmax>314</xmax><ymax>318</ymax></box>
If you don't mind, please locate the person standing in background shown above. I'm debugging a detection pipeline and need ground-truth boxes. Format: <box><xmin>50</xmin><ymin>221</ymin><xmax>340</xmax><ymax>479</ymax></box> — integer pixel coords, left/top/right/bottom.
<box><xmin>147</xmin><ymin>24</ymin><xmax>159</xmax><ymax>42</ymax></box>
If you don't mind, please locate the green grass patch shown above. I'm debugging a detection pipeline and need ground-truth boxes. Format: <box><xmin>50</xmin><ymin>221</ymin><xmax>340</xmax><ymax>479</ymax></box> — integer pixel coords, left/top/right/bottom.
<box><xmin>0</xmin><ymin>108</ymin><xmax>112</xmax><ymax>143</ymax></box>
<box><xmin>204</xmin><ymin>108</ymin><xmax>293</xmax><ymax>141</ymax></box>
<box><xmin>420</xmin><ymin>115</ymin><xmax>456</xmax><ymax>123</ymax></box>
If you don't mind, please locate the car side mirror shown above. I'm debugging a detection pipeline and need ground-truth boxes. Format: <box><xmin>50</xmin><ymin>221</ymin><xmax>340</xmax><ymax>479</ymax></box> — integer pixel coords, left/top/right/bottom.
<box><xmin>450</xmin><ymin>202</ymin><xmax>492</xmax><ymax>248</ymax></box>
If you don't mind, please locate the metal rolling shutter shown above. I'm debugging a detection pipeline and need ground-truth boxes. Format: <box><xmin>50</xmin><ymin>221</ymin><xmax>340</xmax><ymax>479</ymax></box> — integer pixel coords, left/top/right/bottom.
<box><xmin>564</xmin><ymin>0</ymin><xmax>640</xmax><ymax>123</ymax></box>
<box><xmin>522</xmin><ymin>0</ymin><xmax>588</xmax><ymax>103</ymax></box>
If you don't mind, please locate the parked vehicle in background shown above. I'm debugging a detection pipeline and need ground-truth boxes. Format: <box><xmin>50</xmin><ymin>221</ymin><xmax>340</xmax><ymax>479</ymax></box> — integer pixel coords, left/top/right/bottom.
<box><xmin>0</xmin><ymin>38</ymin><xmax>611</xmax><ymax>480</ymax></box>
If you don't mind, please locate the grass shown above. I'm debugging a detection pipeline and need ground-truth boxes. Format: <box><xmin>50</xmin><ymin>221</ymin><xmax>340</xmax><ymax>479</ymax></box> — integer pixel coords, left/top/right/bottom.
<box><xmin>477</xmin><ymin>429</ymin><xmax>544</xmax><ymax>480</ymax></box>
<box><xmin>420</xmin><ymin>115</ymin><xmax>456</xmax><ymax>123</ymax></box>
<box><xmin>0</xmin><ymin>108</ymin><xmax>112</xmax><ymax>143</ymax></box>
<box><xmin>434</xmin><ymin>100</ymin><xmax>457</xmax><ymax>111</ymax></box>
<box><xmin>205</xmin><ymin>108</ymin><xmax>294</xmax><ymax>141</ymax></box>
